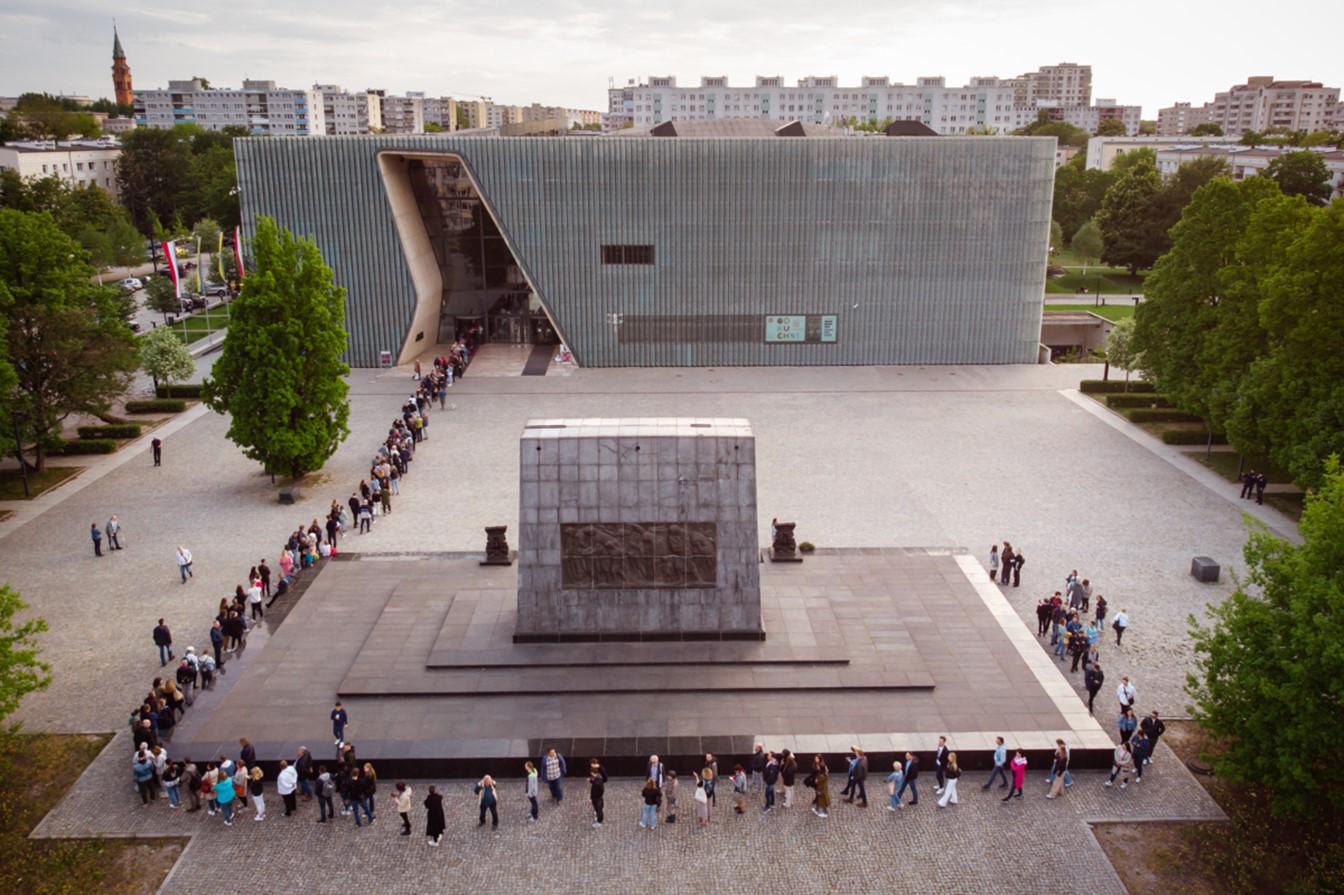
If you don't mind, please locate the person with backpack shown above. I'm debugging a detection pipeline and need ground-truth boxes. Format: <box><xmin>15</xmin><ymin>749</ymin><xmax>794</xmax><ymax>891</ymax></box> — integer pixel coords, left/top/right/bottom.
<box><xmin>639</xmin><ymin>777</ymin><xmax>662</xmax><ymax>829</ymax></box>
<box><xmin>316</xmin><ymin>765</ymin><xmax>336</xmax><ymax>823</ymax></box>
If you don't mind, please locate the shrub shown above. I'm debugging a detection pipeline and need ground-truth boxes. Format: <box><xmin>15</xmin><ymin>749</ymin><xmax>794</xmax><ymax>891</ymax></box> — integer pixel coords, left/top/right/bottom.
<box><xmin>46</xmin><ymin>438</ymin><xmax>118</xmax><ymax>455</ymax></box>
<box><xmin>76</xmin><ymin>424</ymin><xmax>141</xmax><ymax>440</ymax></box>
<box><xmin>155</xmin><ymin>383</ymin><xmax>203</xmax><ymax>398</ymax></box>
<box><xmin>125</xmin><ymin>399</ymin><xmax>187</xmax><ymax>414</ymax></box>
<box><xmin>1105</xmin><ymin>393</ymin><xmax>1172</xmax><ymax>409</ymax></box>
<box><xmin>1079</xmin><ymin>379</ymin><xmax>1154</xmax><ymax>394</ymax></box>
<box><xmin>1161</xmin><ymin>429</ymin><xmax>1228</xmax><ymax>445</ymax></box>
<box><xmin>799</xmin><ymin>541</ymin><xmax>816</xmax><ymax>553</ymax></box>
<box><xmin>1125</xmin><ymin>408</ymin><xmax>1205</xmax><ymax>423</ymax></box>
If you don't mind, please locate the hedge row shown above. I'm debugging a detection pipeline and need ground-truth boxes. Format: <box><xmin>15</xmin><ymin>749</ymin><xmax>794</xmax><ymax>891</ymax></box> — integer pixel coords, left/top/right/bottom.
<box><xmin>47</xmin><ymin>438</ymin><xmax>118</xmax><ymax>455</ymax></box>
<box><xmin>1161</xmin><ymin>430</ymin><xmax>1229</xmax><ymax>446</ymax></box>
<box><xmin>1079</xmin><ymin>379</ymin><xmax>1154</xmax><ymax>394</ymax></box>
<box><xmin>1125</xmin><ymin>408</ymin><xmax>1205</xmax><ymax>424</ymax></box>
<box><xmin>1105</xmin><ymin>393</ymin><xmax>1173</xmax><ymax>409</ymax></box>
<box><xmin>77</xmin><ymin>424</ymin><xmax>141</xmax><ymax>440</ymax></box>
<box><xmin>155</xmin><ymin>384</ymin><xmax>203</xmax><ymax>398</ymax></box>
<box><xmin>126</xmin><ymin>399</ymin><xmax>187</xmax><ymax>414</ymax></box>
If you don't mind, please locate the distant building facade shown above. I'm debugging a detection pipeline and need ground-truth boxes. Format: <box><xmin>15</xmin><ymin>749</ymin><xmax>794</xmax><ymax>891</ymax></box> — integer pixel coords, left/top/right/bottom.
<box><xmin>619</xmin><ymin>64</ymin><xmax>1140</xmax><ymax>135</ymax></box>
<box><xmin>1085</xmin><ymin>134</ymin><xmax>1240</xmax><ymax>170</ymax></box>
<box><xmin>0</xmin><ymin>139</ymin><xmax>122</xmax><ymax>197</ymax></box>
<box><xmin>133</xmin><ymin>79</ymin><xmax>325</xmax><ymax>135</ymax></box>
<box><xmin>1159</xmin><ymin>77</ymin><xmax>1341</xmax><ymax>137</ymax></box>
<box><xmin>1155</xmin><ymin>144</ymin><xmax>1344</xmax><ymax>201</ymax></box>
<box><xmin>1156</xmin><ymin>101</ymin><xmax>1211</xmax><ymax>136</ymax></box>
<box><xmin>381</xmin><ymin>93</ymin><xmax>425</xmax><ymax>134</ymax></box>
<box><xmin>314</xmin><ymin>85</ymin><xmax>382</xmax><ymax>135</ymax></box>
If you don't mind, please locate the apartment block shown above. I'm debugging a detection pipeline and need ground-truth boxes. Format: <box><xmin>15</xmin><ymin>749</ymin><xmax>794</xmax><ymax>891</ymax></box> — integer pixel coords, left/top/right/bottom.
<box><xmin>381</xmin><ymin>94</ymin><xmax>425</xmax><ymax>134</ymax></box>
<box><xmin>1162</xmin><ymin>77</ymin><xmax>1340</xmax><ymax>137</ymax></box>
<box><xmin>1156</xmin><ymin>101</ymin><xmax>1211</xmax><ymax>136</ymax></box>
<box><xmin>0</xmin><ymin>138</ymin><xmax>123</xmax><ymax>197</ymax></box>
<box><xmin>133</xmin><ymin>79</ymin><xmax>324</xmax><ymax>135</ymax></box>
<box><xmin>313</xmin><ymin>85</ymin><xmax>382</xmax><ymax>135</ymax></box>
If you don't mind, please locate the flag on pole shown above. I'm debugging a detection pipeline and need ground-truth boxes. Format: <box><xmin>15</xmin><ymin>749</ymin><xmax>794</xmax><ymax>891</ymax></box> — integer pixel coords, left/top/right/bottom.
<box><xmin>217</xmin><ymin>232</ymin><xmax>225</xmax><ymax>283</ymax></box>
<box><xmin>195</xmin><ymin>237</ymin><xmax>202</xmax><ymax>292</ymax></box>
<box><xmin>233</xmin><ymin>226</ymin><xmax>245</xmax><ymax>279</ymax></box>
<box><xmin>161</xmin><ymin>240</ymin><xmax>180</xmax><ymax>298</ymax></box>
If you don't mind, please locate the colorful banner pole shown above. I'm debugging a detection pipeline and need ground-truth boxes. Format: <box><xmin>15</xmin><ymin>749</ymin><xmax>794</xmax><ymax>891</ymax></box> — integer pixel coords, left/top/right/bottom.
<box><xmin>161</xmin><ymin>240</ymin><xmax>180</xmax><ymax>298</ymax></box>
<box><xmin>217</xmin><ymin>232</ymin><xmax>225</xmax><ymax>283</ymax></box>
<box><xmin>233</xmin><ymin>226</ymin><xmax>245</xmax><ymax>279</ymax></box>
<box><xmin>195</xmin><ymin>237</ymin><xmax>203</xmax><ymax>292</ymax></box>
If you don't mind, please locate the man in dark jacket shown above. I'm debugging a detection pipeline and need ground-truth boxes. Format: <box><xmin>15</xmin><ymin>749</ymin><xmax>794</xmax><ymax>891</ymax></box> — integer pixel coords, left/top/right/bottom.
<box><xmin>1084</xmin><ymin>663</ymin><xmax>1106</xmax><ymax>715</ymax></box>
<box><xmin>153</xmin><ymin>619</ymin><xmax>174</xmax><ymax>667</ymax></box>
<box><xmin>762</xmin><ymin>752</ymin><xmax>780</xmax><ymax>813</ymax></box>
<box><xmin>588</xmin><ymin>758</ymin><xmax>608</xmax><ymax>828</ymax></box>
<box><xmin>750</xmin><ymin>743</ymin><xmax>766</xmax><ymax>792</ymax></box>
<box><xmin>896</xmin><ymin>752</ymin><xmax>919</xmax><ymax>806</ymax></box>
<box><xmin>933</xmin><ymin>736</ymin><xmax>950</xmax><ymax>793</ymax></box>
<box><xmin>296</xmin><ymin>747</ymin><xmax>316</xmax><ymax>798</ymax></box>
<box><xmin>1139</xmin><ymin>711</ymin><xmax>1166</xmax><ymax>764</ymax></box>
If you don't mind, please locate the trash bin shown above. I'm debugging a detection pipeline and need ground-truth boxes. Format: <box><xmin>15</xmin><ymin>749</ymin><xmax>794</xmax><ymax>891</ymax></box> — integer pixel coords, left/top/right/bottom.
<box><xmin>379</xmin><ymin>350</ymin><xmax>392</xmax><ymax>368</ymax></box>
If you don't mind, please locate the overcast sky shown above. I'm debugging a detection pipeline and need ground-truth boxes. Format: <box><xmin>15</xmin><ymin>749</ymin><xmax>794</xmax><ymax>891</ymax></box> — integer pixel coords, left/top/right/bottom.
<box><xmin>1</xmin><ymin>0</ymin><xmax>1338</xmax><ymax>118</ymax></box>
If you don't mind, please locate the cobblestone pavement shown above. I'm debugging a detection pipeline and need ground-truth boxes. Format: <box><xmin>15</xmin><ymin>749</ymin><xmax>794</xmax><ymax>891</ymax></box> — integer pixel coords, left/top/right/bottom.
<box><xmin>34</xmin><ymin>730</ymin><xmax>1222</xmax><ymax>895</ymax></box>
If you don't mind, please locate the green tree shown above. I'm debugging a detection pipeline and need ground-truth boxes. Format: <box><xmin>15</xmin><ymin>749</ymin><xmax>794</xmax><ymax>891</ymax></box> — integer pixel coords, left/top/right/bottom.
<box><xmin>192</xmin><ymin>217</ymin><xmax>221</xmax><ymax>256</ymax></box>
<box><xmin>115</xmin><ymin>127</ymin><xmax>197</xmax><ymax>234</ymax></box>
<box><xmin>105</xmin><ymin>217</ymin><xmax>145</xmax><ymax>269</ymax></box>
<box><xmin>1104</xmin><ymin>316</ymin><xmax>1140</xmax><ymax>388</ymax></box>
<box><xmin>1095</xmin><ymin>155</ymin><xmax>1166</xmax><ymax>274</ymax></box>
<box><xmin>1233</xmin><ymin>200</ymin><xmax>1344</xmax><ymax>489</ymax></box>
<box><xmin>1188</xmin><ymin>122</ymin><xmax>1223</xmax><ymax>137</ymax></box>
<box><xmin>1263</xmin><ymin>150</ymin><xmax>1333</xmax><ymax>206</ymax></box>
<box><xmin>6</xmin><ymin>94</ymin><xmax>100</xmax><ymax>140</ymax></box>
<box><xmin>1052</xmin><ymin>155</ymin><xmax>1117</xmax><ymax>241</ymax></box>
<box><xmin>1049</xmin><ymin>220</ymin><xmax>1063</xmax><ymax>254</ymax></box>
<box><xmin>1095</xmin><ymin>118</ymin><xmax>1128</xmax><ymax>137</ymax></box>
<box><xmin>139</xmin><ymin>325</ymin><xmax>195</xmax><ymax>389</ymax></box>
<box><xmin>143</xmin><ymin>275</ymin><xmax>179</xmax><ymax>322</ymax></box>
<box><xmin>1071</xmin><ymin>219</ymin><xmax>1103</xmax><ymax>273</ymax></box>
<box><xmin>1110</xmin><ymin>147</ymin><xmax>1157</xmax><ymax>172</ymax></box>
<box><xmin>1151</xmin><ymin>155</ymin><xmax>1234</xmax><ymax>237</ymax></box>
<box><xmin>424</xmin><ymin>122</ymin><xmax>445</xmax><ymax>133</ymax></box>
<box><xmin>202</xmin><ymin>217</ymin><xmax>350</xmax><ymax>480</ymax></box>
<box><xmin>455</xmin><ymin>107</ymin><xmax>470</xmax><ymax>130</ymax></box>
<box><xmin>0</xmin><ymin>584</ymin><xmax>51</xmax><ymax>730</ymax></box>
<box><xmin>1138</xmin><ymin>120</ymin><xmax>1157</xmax><ymax>135</ymax></box>
<box><xmin>1186</xmin><ymin>455</ymin><xmax>1344</xmax><ymax>820</ymax></box>
<box><xmin>1014</xmin><ymin>111</ymin><xmax>1089</xmax><ymax>147</ymax></box>
<box><xmin>0</xmin><ymin>209</ymin><xmax>139</xmax><ymax>470</ymax></box>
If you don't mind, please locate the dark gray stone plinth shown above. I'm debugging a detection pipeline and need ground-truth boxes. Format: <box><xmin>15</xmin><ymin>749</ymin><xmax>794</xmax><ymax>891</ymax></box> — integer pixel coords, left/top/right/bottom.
<box><xmin>278</xmin><ymin>485</ymin><xmax>301</xmax><ymax>504</ymax></box>
<box><xmin>1191</xmin><ymin>555</ymin><xmax>1219</xmax><ymax>583</ymax></box>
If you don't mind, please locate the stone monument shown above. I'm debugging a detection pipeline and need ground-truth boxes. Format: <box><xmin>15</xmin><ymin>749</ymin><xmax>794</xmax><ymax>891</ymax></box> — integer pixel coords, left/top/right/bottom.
<box><xmin>515</xmin><ymin>418</ymin><xmax>762</xmax><ymax>641</ymax></box>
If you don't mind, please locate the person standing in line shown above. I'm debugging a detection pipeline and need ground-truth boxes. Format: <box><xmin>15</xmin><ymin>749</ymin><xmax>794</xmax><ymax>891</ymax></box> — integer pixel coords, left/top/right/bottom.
<box><xmin>424</xmin><ymin>784</ymin><xmax>445</xmax><ymax>846</ymax></box>
<box><xmin>133</xmin><ymin>751</ymin><xmax>156</xmax><ymax>806</ymax></box>
<box><xmin>781</xmin><ymin>751</ymin><xmax>797</xmax><ymax>808</ymax></box>
<box><xmin>209</xmin><ymin>621</ymin><xmax>224</xmax><ymax>668</ymax></box>
<box><xmin>153</xmin><ymin>619</ymin><xmax>174</xmax><ymax>667</ymax></box>
<box><xmin>1106</xmin><ymin>741</ymin><xmax>1135</xmax><ymax>788</ymax></box>
<box><xmin>749</xmin><ymin>743</ymin><xmax>766</xmax><ymax>792</ymax></box>
<box><xmin>1036</xmin><ymin>599</ymin><xmax>1052</xmax><ymax>637</ymax></box>
<box><xmin>933</xmin><ymin>737</ymin><xmax>950</xmax><ymax>795</ymax></box>
<box><xmin>162</xmin><ymin>760</ymin><xmax>182</xmax><ymax>809</ymax></box>
<box><xmin>107</xmin><ymin>515</ymin><xmax>123</xmax><ymax>550</ymax></box>
<box><xmin>1000</xmin><ymin>543</ymin><xmax>1014</xmax><ymax>584</ymax></box>
<box><xmin>762</xmin><ymin>751</ymin><xmax>780</xmax><ymax>813</ymax></box>
<box><xmin>541</xmin><ymin>747</ymin><xmax>566</xmax><ymax>802</ymax></box>
<box><xmin>258</xmin><ymin>559</ymin><xmax>272</xmax><ymax>599</ymax></box>
<box><xmin>884</xmin><ymin>760</ymin><xmax>904</xmax><ymax>811</ymax></box>
<box><xmin>811</xmin><ymin>756</ymin><xmax>831</xmax><ymax>819</ymax></box>
<box><xmin>662</xmin><ymin>770</ymin><xmax>678</xmax><ymax>824</ymax></box>
<box><xmin>295</xmin><ymin>747</ymin><xmax>315</xmax><ymax>800</ymax></box>
<box><xmin>331</xmin><ymin>701</ymin><xmax>348</xmax><ymax>745</ymax></box>
<box><xmin>213</xmin><ymin>767</ymin><xmax>237</xmax><ymax>826</ymax></box>
<box><xmin>731</xmin><ymin>764</ymin><xmax>747</xmax><ymax>814</ymax></box>
<box><xmin>1003</xmin><ymin>749</ymin><xmax>1027</xmax><ymax>801</ymax></box>
<box><xmin>937</xmin><ymin>754</ymin><xmax>961</xmax><ymax>808</ymax></box>
<box><xmin>1094</xmin><ymin>594</ymin><xmax>1109</xmax><ymax>627</ymax></box>
<box><xmin>640</xmin><ymin>776</ymin><xmax>661</xmax><ymax>830</ymax></box>
<box><xmin>645</xmin><ymin>754</ymin><xmax>664</xmax><ymax>788</ymax></box>
<box><xmin>1046</xmin><ymin>738</ymin><xmax>1074</xmax><ymax>789</ymax></box>
<box><xmin>983</xmin><ymin>737</ymin><xmax>1009</xmax><ymax>790</ymax></box>
<box><xmin>182</xmin><ymin>758</ymin><xmax>202</xmax><ymax>813</ymax></box>
<box><xmin>1080</xmin><ymin>579</ymin><xmax>1093</xmax><ymax>614</ymax></box>
<box><xmin>90</xmin><ymin>522</ymin><xmax>103</xmax><ymax>557</ymax></box>
<box><xmin>393</xmin><ymin>781</ymin><xmax>413</xmax><ymax>835</ymax></box>
<box><xmin>1117</xmin><ymin>676</ymin><xmax>1137</xmax><ymax>714</ymax></box>
<box><xmin>176</xmin><ymin>545</ymin><xmax>193</xmax><ymax>583</ymax></box>
<box><xmin>249</xmin><ymin>766</ymin><xmax>266</xmax><ymax>821</ymax></box>
<box><xmin>1085</xmin><ymin>662</ymin><xmax>1106</xmax><ymax>715</ymax></box>
<box><xmin>475</xmin><ymin>775</ymin><xmax>499</xmax><ymax>828</ymax></box>
<box><xmin>694</xmin><ymin>774</ymin><xmax>711</xmax><ymax>826</ymax></box>
<box><xmin>988</xmin><ymin>544</ymin><xmax>999</xmax><ymax>580</ymax></box>
<box><xmin>1046</xmin><ymin>744</ymin><xmax>1069</xmax><ymax>799</ymax></box>
<box><xmin>316</xmin><ymin>765</ymin><xmax>336</xmax><ymax>824</ymax></box>
<box><xmin>524</xmin><ymin>761</ymin><xmax>539</xmax><ymax>822</ymax></box>
<box><xmin>1129</xmin><ymin>730</ymin><xmax>1152</xmax><ymax>783</ymax></box>
<box><xmin>1118</xmin><ymin>707</ymin><xmax>1138</xmax><ymax>745</ymax></box>
<box><xmin>703</xmin><ymin>752</ymin><xmax>719</xmax><ymax>808</ymax></box>
<box><xmin>1069</xmin><ymin>627</ymin><xmax>1090</xmax><ymax>673</ymax></box>
<box><xmin>276</xmin><ymin>759</ymin><xmax>298</xmax><ymax>816</ymax></box>
<box><xmin>588</xmin><ymin>758</ymin><xmax>608</xmax><ymax>828</ymax></box>
<box><xmin>1113</xmin><ymin>607</ymin><xmax>1130</xmax><ymax>645</ymax></box>
<box><xmin>1141</xmin><ymin>711</ymin><xmax>1167</xmax><ymax>764</ymax></box>
<box><xmin>349</xmin><ymin>767</ymin><xmax>375</xmax><ymax>827</ymax></box>
<box><xmin>895</xmin><ymin>751</ymin><xmax>920</xmax><ymax>807</ymax></box>
<box><xmin>1012</xmin><ymin>548</ymin><xmax>1025</xmax><ymax>587</ymax></box>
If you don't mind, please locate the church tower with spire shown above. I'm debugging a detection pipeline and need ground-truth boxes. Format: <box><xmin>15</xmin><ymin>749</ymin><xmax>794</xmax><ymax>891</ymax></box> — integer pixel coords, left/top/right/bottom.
<box><xmin>112</xmin><ymin>27</ymin><xmax>133</xmax><ymax>107</ymax></box>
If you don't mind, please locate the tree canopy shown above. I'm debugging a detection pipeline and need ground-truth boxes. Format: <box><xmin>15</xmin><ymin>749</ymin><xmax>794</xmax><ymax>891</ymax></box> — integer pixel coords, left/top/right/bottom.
<box><xmin>0</xmin><ymin>584</ymin><xmax>51</xmax><ymax>730</ymax></box>
<box><xmin>1263</xmin><ymin>151</ymin><xmax>1333</xmax><ymax>206</ymax></box>
<box><xmin>1187</xmin><ymin>455</ymin><xmax>1344</xmax><ymax>820</ymax></box>
<box><xmin>139</xmin><ymin>325</ymin><xmax>195</xmax><ymax>389</ymax></box>
<box><xmin>1052</xmin><ymin>154</ymin><xmax>1117</xmax><ymax>241</ymax></box>
<box><xmin>0</xmin><ymin>209</ymin><xmax>139</xmax><ymax>470</ymax></box>
<box><xmin>1095</xmin><ymin>154</ymin><xmax>1166</xmax><ymax>274</ymax></box>
<box><xmin>202</xmin><ymin>217</ymin><xmax>350</xmax><ymax>480</ymax></box>
<box><xmin>115</xmin><ymin>124</ymin><xmax>244</xmax><ymax>235</ymax></box>
<box><xmin>0</xmin><ymin>94</ymin><xmax>101</xmax><ymax>140</ymax></box>
<box><xmin>1188</xmin><ymin>122</ymin><xmax>1223</xmax><ymax>137</ymax></box>
<box><xmin>1095</xmin><ymin>118</ymin><xmax>1128</xmax><ymax>137</ymax></box>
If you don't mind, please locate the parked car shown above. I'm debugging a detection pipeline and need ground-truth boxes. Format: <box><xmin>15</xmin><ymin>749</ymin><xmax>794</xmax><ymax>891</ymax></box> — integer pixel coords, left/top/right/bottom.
<box><xmin>117</xmin><ymin>277</ymin><xmax>143</xmax><ymax>291</ymax></box>
<box><xmin>204</xmin><ymin>283</ymin><xmax>229</xmax><ymax>297</ymax></box>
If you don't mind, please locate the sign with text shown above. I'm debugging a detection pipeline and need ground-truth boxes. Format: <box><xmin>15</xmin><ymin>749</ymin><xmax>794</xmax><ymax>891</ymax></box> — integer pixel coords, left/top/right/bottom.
<box><xmin>764</xmin><ymin>315</ymin><xmax>838</xmax><ymax>344</ymax></box>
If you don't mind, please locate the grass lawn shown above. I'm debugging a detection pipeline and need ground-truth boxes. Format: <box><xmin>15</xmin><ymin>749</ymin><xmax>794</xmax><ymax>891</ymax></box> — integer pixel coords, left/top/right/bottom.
<box><xmin>0</xmin><ymin>466</ymin><xmax>84</xmax><ymax>500</ymax></box>
<box><xmin>0</xmin><ymin>733</ymin><xmax>183</xmax><ymax>895</ymax></box>
<box><xmin>1095</xmin><ymin>721</ymin><xmax>1344</xmax><ymax>895</ymax></box>
<box><xmin>1046</xmin><ymin>267</ymin><xmax>1147</xmax><ymax>295</ymax></box>
<box><xmin>168</xmin><ymin>304</ymin><xmax>230</xmax><ymax>345</ymax></box>
<box><xmin>1045</xmin><ymin>303</ymin><xmax>1136</xmax><ymax>322</ymax></box>
<box><xmin>1183</xmin><ymin>450</ymin><xmax>1295</xmax><ymax>485</ymax></box>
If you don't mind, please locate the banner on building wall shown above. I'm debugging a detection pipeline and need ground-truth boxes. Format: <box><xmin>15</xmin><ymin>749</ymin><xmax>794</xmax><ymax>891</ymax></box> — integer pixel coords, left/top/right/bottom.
<box><xmin>233</xmin><ymin>227</ymin><xmax>245</xmax><ymax>278</ymax></box>
<box><xmin>161</xmin><ymin>241</ymin><xmax>180</xmax><ymax>298</ymax></box>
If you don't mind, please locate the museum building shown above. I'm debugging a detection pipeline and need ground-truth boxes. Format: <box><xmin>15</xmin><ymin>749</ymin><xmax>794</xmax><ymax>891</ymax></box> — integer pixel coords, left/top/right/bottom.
<box><xmin>234</xmin><ymin>133</ymin><xmax>1054</xmax><ymax>368</ymax></box>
